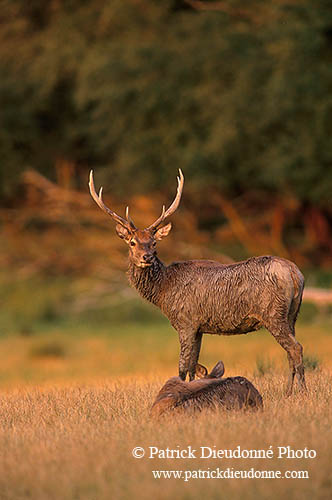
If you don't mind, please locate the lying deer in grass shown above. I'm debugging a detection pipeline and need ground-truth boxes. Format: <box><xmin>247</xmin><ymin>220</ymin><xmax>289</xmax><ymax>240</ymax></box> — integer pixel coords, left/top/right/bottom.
<box><xmin>89</xmin><ymin>170</ymin><xmax>306</xmax><ymax>396</ymax></box>
<box><xmin>150</xmin><ymin>361</ymin><xmax>263</xmax><ymax>417</ymax></box>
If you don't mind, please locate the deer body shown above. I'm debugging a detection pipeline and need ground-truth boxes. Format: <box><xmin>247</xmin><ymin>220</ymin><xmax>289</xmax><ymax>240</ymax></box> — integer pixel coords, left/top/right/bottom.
<box><xmin>150</xmin><ymin>361</ymin><xmax>263</xmax><ymax>417</ymax></box>
<box><xmin>89</xmin><ymin>170</ymin><xmax>306</xmax><ymax>396</ymax></box>
<box><xmin>129</xmin><ymin>255</ymin><xmax>302</xmax><ymax>335</ymax></box>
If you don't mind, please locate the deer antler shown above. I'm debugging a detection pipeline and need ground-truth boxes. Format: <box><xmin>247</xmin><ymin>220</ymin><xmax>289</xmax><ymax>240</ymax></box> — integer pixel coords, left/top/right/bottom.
<box><xmin>147</xmin><ymin>169</ymin><xmax>184</xmax><ymax>231</ymax></box>
<box><xmin>88</xmin><ymin>170</ymin><xmax>137</xmax><ymax>230</ymax></box>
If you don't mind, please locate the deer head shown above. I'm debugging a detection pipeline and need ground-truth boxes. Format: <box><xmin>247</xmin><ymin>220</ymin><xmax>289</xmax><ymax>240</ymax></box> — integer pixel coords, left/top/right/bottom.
<box><xmin>88</xmin><ymin>170</ymin><xmax>184</xmax><ymax>268</ymax></box>
<box><xmin>195</xmin><ymin>361</ymin><xmax>225</xmax><ymax>379</ymax></box>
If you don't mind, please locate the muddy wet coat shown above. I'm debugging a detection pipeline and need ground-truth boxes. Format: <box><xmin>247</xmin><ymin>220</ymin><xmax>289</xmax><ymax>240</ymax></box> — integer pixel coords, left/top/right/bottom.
<box><xmin>128</xmin><ymin>253</ymin><xmax>305</xmax><ymax>395</ymax></box>
<box><xmin>89</xmin><ymin>170</ymin><xmax>306</xmax><ymax>396</ymax></box>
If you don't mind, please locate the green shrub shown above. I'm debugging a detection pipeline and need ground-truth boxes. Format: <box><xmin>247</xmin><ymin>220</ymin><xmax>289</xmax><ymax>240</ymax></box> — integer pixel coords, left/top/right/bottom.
<box><xmin>255</xmin><ymin>357</ymin><xmax>274</xmax><ymax>377</ymax></box>
<box><xmin>29</xmin><ymin>340</ymin><xmax>67</xmax><ymax>359</ymax></box>
<box><xmin>303</xmin><ymin>354</ymin><xmax>320</xmax><ymax>371</ymax></box>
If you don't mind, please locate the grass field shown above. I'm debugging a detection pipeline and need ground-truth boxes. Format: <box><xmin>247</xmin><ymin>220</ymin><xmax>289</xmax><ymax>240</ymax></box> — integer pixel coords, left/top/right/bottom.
<box><xmin>0</xmin><ymin>318</ymin><xmax>330</xmax><ymax>386</ymax></box>
<box><xmin>2</xmin><ymin>167</ymin><xmax>332</xmax><ymax>498</ymax></box>
<box><xmin>0</xmin><ymin>369</ymin><xmax>331</xmax><ymax>500</ymax></box>
<box><xmin>0</xmin><ymin>270</ymin><xmax>332</xmax><ymax>499</ymax></box>
<box><xmin>0</xmin><ymin>318</ymin><xmax>331</xmax><ymax>499</ymax></box>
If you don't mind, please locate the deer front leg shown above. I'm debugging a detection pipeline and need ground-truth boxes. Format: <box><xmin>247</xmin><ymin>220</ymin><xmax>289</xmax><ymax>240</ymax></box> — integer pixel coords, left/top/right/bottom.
<box><xmin>178</xmin><ymin>330</ymin><xmax>202</xmax><ymax>381</ymax></box>
<box><xmin>188</xmin><ymin>331</ymin><xmax>203</xmax><ymax>381</ymax></box>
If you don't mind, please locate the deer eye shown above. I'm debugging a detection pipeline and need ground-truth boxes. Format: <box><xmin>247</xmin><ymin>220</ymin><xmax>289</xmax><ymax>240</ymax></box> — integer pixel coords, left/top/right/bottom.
<box><xmin>130</xmin><ymin>240</ymin><xmax>136</xmax><ymax>247</ymax></box>
<box><xmin>152</xmin><ymin>241</ymin><xmax>157</xmax><ymax>247</ymax></box>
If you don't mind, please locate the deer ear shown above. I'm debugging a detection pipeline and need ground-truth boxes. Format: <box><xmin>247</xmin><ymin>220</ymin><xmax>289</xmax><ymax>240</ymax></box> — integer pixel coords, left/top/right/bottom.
<box><xmin>209</xmin><ymin>361</ymin><xmax>225</xmax><ymax>379</ymax></box>
<box><xmin>195</xmin><ymin>364</ymin><xmax>208</xmax><ymax>379</ymax></box>
<box><xmin>115</xmin><ymin>224</ymin><xmax>131</xmax><ymax>242</ymax></box>
<box><xmin>154</xmin><ymin>222</ymin><xmax>172</xmax><ymax>241</ymax></box>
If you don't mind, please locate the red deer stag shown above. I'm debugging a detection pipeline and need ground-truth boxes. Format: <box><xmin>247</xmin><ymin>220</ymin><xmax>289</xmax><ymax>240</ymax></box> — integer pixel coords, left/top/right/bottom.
<box><xmin>150</xmin><ymin>360</ymin><xmax>263</xmax><ymax>417</ymax></box>
<box><xmin>88</xmin><ymin>170</ymin><xmax>306</xmax><ymax>396</ymax></box>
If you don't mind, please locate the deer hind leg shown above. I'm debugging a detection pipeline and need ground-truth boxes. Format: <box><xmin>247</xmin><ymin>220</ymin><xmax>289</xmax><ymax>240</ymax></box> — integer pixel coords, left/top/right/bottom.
<box><xmin>267</xmin><ymin>322</ymin><xmax>306</xmax><ymax>396</ymax></box>
<box><xmin>288</xmin><ymin>294</ymin><xmax>306</xmax><ymax>393</ymax></box>
<box><xmin>288</xmin><ymin>338</ymin><xmax>306</xmax><ymax>395</ymax></box>
<box><xmin>178</xmin><ymin>330</ymin><xmax>202</xmax><ymax>381</ymax></box>
<box><xmin>286</xmin><ymin>351</ymin><xmax>296</xmax><ymax>396</ymax></box>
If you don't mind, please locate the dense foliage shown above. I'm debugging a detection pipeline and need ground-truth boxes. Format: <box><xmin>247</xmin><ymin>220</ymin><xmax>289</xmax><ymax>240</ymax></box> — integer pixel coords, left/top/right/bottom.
<box><xmin>1</xmin><ymin>0</ymin><xmax>332</xmax><ymax>208</ymax></box>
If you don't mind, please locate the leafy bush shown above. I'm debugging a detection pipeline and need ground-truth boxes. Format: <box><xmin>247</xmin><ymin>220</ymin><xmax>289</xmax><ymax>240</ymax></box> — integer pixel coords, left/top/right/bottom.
<box><xmin>303</xmin><ymin>354</ymin><xmax>320</xmax><ymax>371</ymax></box>
<box><xmin>29</xmin><ymin>340</ymin><xmax>67</xmax><ymax>358</ymax></box>
<box><xmin>255</xmin><ymin>356</ymin><xmax>275</xmax><ymax>377</ymax></box>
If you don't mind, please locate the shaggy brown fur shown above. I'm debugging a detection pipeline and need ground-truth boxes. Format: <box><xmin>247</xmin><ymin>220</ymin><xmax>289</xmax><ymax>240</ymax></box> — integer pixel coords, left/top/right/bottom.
<box><xmin>89</xmin><ymin>170</ymin><xmax>306</xmax><ymax>395</ymax></box>
<box><xmin>150</xmin><ymin>361</ymin><xmax>263</xmax><ymax>417</ymax></box>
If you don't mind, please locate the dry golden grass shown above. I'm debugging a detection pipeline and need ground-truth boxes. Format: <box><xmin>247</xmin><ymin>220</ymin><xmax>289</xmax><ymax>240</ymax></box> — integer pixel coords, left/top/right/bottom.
<box><xmin>0</xmin><ymin>323</ymin><xmax>331</xmax><ymax>499</ymax></box>
<box><xmin>0</xmin><ymin>370</ymin><xmax>331</xmax><ymax>500</ymax></box>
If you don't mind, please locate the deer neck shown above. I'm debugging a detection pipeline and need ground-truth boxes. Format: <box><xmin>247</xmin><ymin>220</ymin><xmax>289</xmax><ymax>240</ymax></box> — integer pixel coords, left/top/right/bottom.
<box><xmin>127</xmin><ymin>256</ymin><xmax>166</xmax><ymax>306</ymax></box>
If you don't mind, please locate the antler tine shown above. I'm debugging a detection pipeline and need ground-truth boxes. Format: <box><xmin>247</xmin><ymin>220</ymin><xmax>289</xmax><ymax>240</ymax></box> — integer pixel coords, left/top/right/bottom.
<box><xmin>125</xmin><ymin>206</ymin><xmax>137</xmax><ymax>230</ymax></box>
<box><xmin>147</xmin><ymin>169</ymin><xmax>184</xmax><ymax>231</ymax></box>
<box><xmin>146</xmin><ymin>205</ymin><xmax>166</xmax><ymax>231</ymax></box>
<box><xmin>88</xmin><ymin>170</ymin><xmax>133</xmax><ymax>229</ymax></box>
<box><xmin>164</xmin><ymin>169</ymin><xmax>184</xmax><ymax>218</ymax></box>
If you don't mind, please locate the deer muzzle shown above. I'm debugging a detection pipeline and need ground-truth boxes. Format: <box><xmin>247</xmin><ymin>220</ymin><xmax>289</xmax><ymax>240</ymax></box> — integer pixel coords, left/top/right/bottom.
<box><xmin>139</xmin><ymin>254</ymin><xmax>154</xmax><ymax>267</ymax></box>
